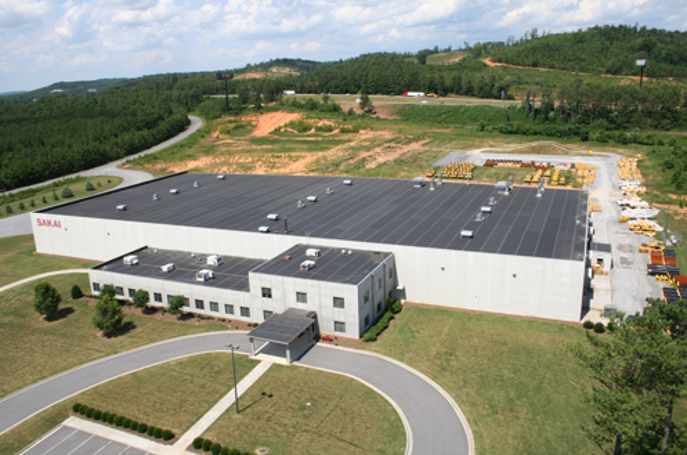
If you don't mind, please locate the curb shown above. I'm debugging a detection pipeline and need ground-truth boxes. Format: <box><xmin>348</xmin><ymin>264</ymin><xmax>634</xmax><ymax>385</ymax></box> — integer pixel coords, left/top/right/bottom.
<box><xmin>0</xmin><ymin>269</ymin><xmax>91</xmax><ymax>294</ymax></box>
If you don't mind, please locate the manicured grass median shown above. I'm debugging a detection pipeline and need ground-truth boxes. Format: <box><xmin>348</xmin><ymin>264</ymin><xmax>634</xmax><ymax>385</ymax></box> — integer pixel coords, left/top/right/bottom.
<box><xmin>367</xmin><ymin>306</ymin><xmax>596</xmax><ymax>455</ymax></box>
<box><xmin>202</xmin><ymin>364</ymin><xmax>405</xmax><ymax>455</ymax></box>
<box><xmin>0</xmin><ymin>273</ymin><xmax>225</xmax><ymax>399</ymax></box>
<box><xmin>0</xmin><ymin>354</ymin><xmax>258</xmax><ymax>455</ymax></box>
<box><xmin>0</xmin><ymin>235</ymin><xmax>96</xmax><ymax>287</ymax></box>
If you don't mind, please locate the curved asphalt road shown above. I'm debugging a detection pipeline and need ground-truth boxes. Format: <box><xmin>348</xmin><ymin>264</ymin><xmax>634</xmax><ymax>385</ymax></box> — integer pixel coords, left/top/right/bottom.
<box><xmin>0</xmin><ymin>332</ymin><xmax>472</xmax><ymax>455</ymax></box>
<box><xmin>0</xmin><ymin>116</ymin><xmax>203</xmax><ymax>239</ymax></box>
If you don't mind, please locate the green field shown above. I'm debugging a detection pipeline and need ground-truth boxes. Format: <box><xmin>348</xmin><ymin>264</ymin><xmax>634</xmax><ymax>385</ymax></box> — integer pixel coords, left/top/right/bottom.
<box><xmin>203</xmin><ymin>364</ymin><xmax>405</xmax><ymax>455</ymax></box>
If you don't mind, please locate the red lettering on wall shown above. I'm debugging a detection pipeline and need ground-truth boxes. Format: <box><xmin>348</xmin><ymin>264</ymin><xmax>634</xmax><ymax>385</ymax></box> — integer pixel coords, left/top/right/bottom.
<box><xmin>36</xmin><ymin>218</ymin><xmax>61</xmax><ymax>228</ymax></box>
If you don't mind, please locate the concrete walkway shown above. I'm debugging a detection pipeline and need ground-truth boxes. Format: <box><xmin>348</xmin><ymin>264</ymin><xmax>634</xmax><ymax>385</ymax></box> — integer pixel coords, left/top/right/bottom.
<box><xmin>173</xmin><ymin>361</ymin><xmax>272</xmax><ymax>449</ymax></box>
<box><xmin>0</xmin><ymin>269</ymin><xmax>91</xmax><ymax>293</ymax></box>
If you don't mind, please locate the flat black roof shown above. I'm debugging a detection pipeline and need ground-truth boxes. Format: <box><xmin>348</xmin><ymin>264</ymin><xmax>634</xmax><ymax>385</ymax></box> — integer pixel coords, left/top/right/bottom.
<box><xmin>251</xmin><ymin>244</ymin><xmax>391</xmax><ymax>285</ymax></box>
<box><xmin>92</xmin><ymin>247</ymin><xmax>264</xmax><ymax>292</ymax></box>
<box><xmin>248</xmin><ymin>308</ymin><xmax>316</xmax><ymax>344</ymax></box>
<box><xmin>45</xmin><ymin>173</ymin><xmax>588</xmax><ymax>261</ymax></box>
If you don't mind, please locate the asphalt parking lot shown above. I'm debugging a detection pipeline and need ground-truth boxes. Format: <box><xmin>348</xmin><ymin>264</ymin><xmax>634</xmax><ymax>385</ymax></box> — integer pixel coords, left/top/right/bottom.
<box><xmin>21</xmin><ymin>426</ymin><xmax>147</xmax><ymax>455</ymax></box>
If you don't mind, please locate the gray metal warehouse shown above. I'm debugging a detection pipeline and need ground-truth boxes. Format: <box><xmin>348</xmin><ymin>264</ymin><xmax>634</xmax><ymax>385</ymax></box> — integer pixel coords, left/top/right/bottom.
<box><xmin>31</xmin><ymin>172</ymin><xmax>589</xmax><ymax>339</ymax></box>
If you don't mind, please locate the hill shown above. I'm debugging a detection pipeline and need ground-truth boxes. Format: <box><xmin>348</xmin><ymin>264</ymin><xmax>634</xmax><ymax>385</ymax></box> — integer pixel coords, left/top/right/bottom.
<box><xmin>1</xmin><ymin>78</ymin><xmax>129</xmax><ymax>104</ymax></box>
<box><xmin>487</xmin><ymin>25</ymin><xmax>687</xmax><ymax>78</ymax></box>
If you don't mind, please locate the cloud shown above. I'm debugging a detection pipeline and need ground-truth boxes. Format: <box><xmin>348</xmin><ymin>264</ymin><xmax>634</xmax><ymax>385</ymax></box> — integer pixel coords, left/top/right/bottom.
<box><xmin>132</xmin><ymin>49</ymin><xmax>173</xmax><ymax>66</ymax></box>
<box><xmin>0</xmin><ymin>0</ymin><xmax>54</xmax><ymax>30</ymax></box>
<box><xmin>290</xmin><ymin>41</ymin><xmax>322</xmax><ymax>52</ymax></box>
<box><xmin>245</xmin><ymin>40</ymin><xmax>278</xmax><ymax>58</ymax></box>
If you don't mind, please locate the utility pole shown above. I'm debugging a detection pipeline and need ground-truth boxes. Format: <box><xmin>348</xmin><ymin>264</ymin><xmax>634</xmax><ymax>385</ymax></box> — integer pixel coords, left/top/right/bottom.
<box><xmin>636</xmin><ymin>59</ymin><xmax>647</xmax><ymax>90</ymax></box>
<box><xmin>216</xmin><ymin>72</ymin><xmax>234</xmax><ymax>113</ymax></box>
<box><xmin>227</xmin><ymin>343</ymin><xmax>240</xmax><ymax>414</ymax></box>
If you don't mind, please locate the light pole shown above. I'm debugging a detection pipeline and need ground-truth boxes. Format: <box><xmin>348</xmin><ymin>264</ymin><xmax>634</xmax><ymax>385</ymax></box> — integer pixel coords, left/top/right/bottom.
<box><xmin>665</xmin><ymin>198</ymin><xmax>670</xmax><ymax>244</ymax></box>
<box><xmin>216</xmin><ymin>72</ymin><xmax>234</xmax><ymax>113</ymax></box>
<box><xmin>636</xmin><ymin>59</ymin><xmax>647</xmax><ymax>90</ymax></box>
<box><xmin>227</xmin><ymin>343</ymin><xmax>240</xmax><ymax>414</ymax></box>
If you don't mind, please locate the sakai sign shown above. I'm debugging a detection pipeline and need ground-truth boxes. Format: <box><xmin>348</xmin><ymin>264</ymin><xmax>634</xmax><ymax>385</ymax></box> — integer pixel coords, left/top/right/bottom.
<box><xmin>36</xmin><ymin>218</ymin><xmax>61</xmax><ymax>228</ymax></box>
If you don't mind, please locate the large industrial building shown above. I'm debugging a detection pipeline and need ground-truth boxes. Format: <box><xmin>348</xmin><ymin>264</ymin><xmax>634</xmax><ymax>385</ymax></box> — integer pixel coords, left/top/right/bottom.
<box><xmin>31</xmin><ymin>172</ymin><xmax>589</xmax><ymax>339</ymax></box>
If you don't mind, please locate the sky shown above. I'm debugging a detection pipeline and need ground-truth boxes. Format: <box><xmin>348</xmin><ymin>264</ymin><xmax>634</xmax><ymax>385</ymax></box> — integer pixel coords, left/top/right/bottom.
<box><xmin>1</xmin><ymin>0</ymin><xmax>685</xmax><ymax>92</ymax></box>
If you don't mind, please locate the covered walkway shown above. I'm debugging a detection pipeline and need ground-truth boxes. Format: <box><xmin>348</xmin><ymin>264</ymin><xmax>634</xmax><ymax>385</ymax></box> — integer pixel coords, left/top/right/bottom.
<box><xmin>248</xmin><ymin>308</ymin><xmax>318</xmax><ymax>364</ymax></box>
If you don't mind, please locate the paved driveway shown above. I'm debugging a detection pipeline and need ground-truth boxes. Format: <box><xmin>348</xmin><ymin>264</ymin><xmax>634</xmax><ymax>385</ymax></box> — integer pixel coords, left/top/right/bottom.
<box><xmin>0</xmin><ymin>332</ymin><xmax>472</xmax><ymax>455</ymax></box>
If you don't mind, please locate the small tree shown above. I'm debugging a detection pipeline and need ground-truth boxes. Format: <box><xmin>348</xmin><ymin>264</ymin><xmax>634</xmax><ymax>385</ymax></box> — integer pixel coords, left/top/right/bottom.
<box><xmin>34</xmin><ymin>281</ymin><xmax>62</xmax><ymax>320</ymax></box>
<box><xmin>97</xmin><ymin>181</ymin><xmax>102</xmax><ymax>187</ymax></box>
<box><xmin>100</xmin><ymin>284</ymin><xmax>117</xmax><ymax>298</ymax></box>
<box><xmin>52</xmin><ymin>191</ymin><xmax>59</xmax><ymax>201</ymax></box>
<box><xmin>71</xmin><ymin>284</ymin><xmax>83</xmax><ymax>300</ymax></box>
<box><xmin>5</xmin><ymin>204</ymin><xmax>12</xmax><ymax>215</ymax></box>
<box><xmin>359</xmin><ymin>86</ymin><xmax>374</xmax><ymax>114</ymax></box>
<box><xmin>85</xmin><ymin>181</ymin><xmax>96</xmax><ymax>191</ymax></box>
<box><xmin>61</xmin><ymin>186</ymin><xmax>74</xmax><ymax>198</ymax></box>
<box><xmin>42</xmin><ymin>195</ymin><xmax>47</xmax><ymax>204</ymax></box>
<box><xmin>132</xmin><ymin>289</ymin><xmax>150</xmax><ymax>313</ymax></box>
<box><xmin>18</xmin><ymin>201</ymin><xmax>25</xmax><ymax>211</ymax></box>
<box><xmin>168</xmin><ymin>295</ymin><xmax>185</xmax><ymax>320</ymax></box>
<box><xmin>93</xmin><ymin>294</ymin><xmax>124</xmax><ymax>335</ymax></box>
<box><xmin>29</xmin><ymin>199</ymin><xmax>35</xmax><ymax>208</ymax></box>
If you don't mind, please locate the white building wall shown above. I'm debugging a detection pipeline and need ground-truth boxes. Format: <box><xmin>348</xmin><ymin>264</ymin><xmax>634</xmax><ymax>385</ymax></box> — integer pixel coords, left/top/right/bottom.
<box><xmin>36</xmin><ymin>214</ymin><xmax>584</xmax><ymax>322</ymax></box>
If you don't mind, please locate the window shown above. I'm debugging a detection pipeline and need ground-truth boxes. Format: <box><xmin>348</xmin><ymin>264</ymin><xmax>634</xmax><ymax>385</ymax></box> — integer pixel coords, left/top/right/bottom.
<box><xmin>167</xmin><ymin>295</ymin><xmax>174</xmax><ymax>304</ymax></box>
<box><xmin>224</xmin><ymin>304</ymin><xmax>234</xmax><ymax>315</ymax></box>
<box><xmin>364</xmin><ymin>291</ymin><xmax>369</xmax><ymax>303</ymax></box>
<box><xmin>333</xmin><ymin>297</ymin><xmax>345</xmax><ymax>309</ymax></box>
<box><xmin>210</xmin><ymin>302</ymin><xmax>219</xmax><ymax>312</ymax></box>
<box><xmin>154</xmin><ymin>293</ymin><xmax>162</xmax><ymax>303</ymax></box>
<box><xmin>365</xmin><ymin>315</ymin><xmax>370</xmax><ymax>327</ymax></box>
<box><xmin>377</xmin><ymin>278</ymin><xmax>382</xmax><ymax>290</ymax></box>
<box><xmin>128</xmin><ymin>288</ymin><xmax>136</xmax><ymax>298</ymax></box>
<box><xmin>334</xmin><ymin>321</ymin><xmax>346</xmax><ymax>333</ymax></box>
<box><xmin>183</xmin><ymin>298</ymin><xmax>190</xmax><ymax>307</ymax></box>
<box><xmin>195</xmin><ymin>299</ymin><xmax>205</xmax><ymax>310</ymax></box>
<box><xmin>92</xmin><ymin>283</ymin><xmax>100</xmax><ymax>292</ymax></box>
<box><xmin>296</xmin><ymin>292</ymin><xmax>307</xmax><ymax>304</ymax></box>
<box><xmin>389</xmin><ymin>267</ymin><xmax>393</xmax><ymax>279</ymax></box>
<box><xmin>264</xmin><ymin>310</ymin><xmax>273</xmax><ymax>320</ymax></box>
<box><xmin>240</xmin><ymin>307</ymin><xmax>250</xmax><ymax>317</ymax></box>
<box><xmin>261</xmin><ymin>287</ymin><xmax>272</xmax><ymax>298</ymax></box>
<box><xmin>115</xmin><ymin>286</ymin><xmax>124</xmax><ymax>296</ymax></box>
<box><xmin>377</xmin><ymin>302</ymin><xmax>382</xmax><ymax>313</ymax></box>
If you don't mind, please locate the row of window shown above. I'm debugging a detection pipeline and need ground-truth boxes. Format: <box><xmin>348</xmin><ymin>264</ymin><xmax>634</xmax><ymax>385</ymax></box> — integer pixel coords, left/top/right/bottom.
<box><xmin>261</xmin><ymin>287</ymin><xmax>347</xmax><ymax>309</ymax></box>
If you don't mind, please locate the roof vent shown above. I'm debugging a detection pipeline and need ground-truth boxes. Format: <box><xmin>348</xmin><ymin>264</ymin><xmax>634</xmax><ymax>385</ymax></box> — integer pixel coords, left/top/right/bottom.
<box><xmin>326</xmin><ymin>187</ymin><xmax>334</xmax><ymax>195</ymax></box>
<box><xmin>348</xmin><ymin>250</ymin><xmax>352</xmax><ymax>255</ymax></box>
<box><xmin>123</xmin><ymin>255</ymin><xmax>139</xmax><ymax>265</ymax></box>
<box><xmin>196</xmin><ymin>269</ymin><xmax>214</xmax><ymax>282</ymax></box>
<box><xmin>161</xmin><ymin>263</ymin><xmax>175</xmax><ymax>273</ymax></box>
<box><xmin>170</xmin><ymin>189</ymin><xmax>180</xmax><ymax>194</ymax></box>
<box><xmin>460</xmin><ymin>230</ymin><xmax>474</xmax><ymax>238</ymax></box>
<box><xmin>488</xmin><ymin>196</ymin><xmax>497</xmax><ymax>206</ymax></box>
<box><xmin>306</xmin><ymin>248</ymin><xmax>321</xmax><ymax>257</ymax></box>
<box><xmin>300</xmin><ymin>260</ymin><xmax>316</xmax><ymax>271</ymax></box>
<box><xmin>297</xmin><ymin>200</ymin><xmax>306</xmax><ymax>208</ymax></box>
<box><xmin>207</xmin><ymin>255</ymin><xmax>222</xmax><ymax>266</ymax></box>
<box><xmin>429</xmin><ymin>178</ymin><xmax>436</xmax><ymax>191</ymax></box>
<box><xmin>153</xmin><ymin>193</ymin><xmax>160</xmax><ymax>200</ymax></box>
<box><xmin>258</xmin><ymin>226</ymin><xmax>271</xmax><ymax>233</ymax></box>
<box><xmin>116</xmin><ymin>204</ymin><xmax>128</xmax><ymax>211</ymax></box>
<box><xmin>307</xmin><ymin>195</ymin><xmax>318</xmax><ymax>202</ymax></box>
<box><xmin>536</xmin><ymin>189</ymin><xmax>543</xmax><ymax>198</ymax></box>
<box><xmin>217</xmin><ymin>175</ymin><xmax>225</xmax><ymax>180</ymax></box>
<box><xmin>267</xmin><ymin>213</ymin><xmax>280</xmax><ymax>221</ymax></box>
<box><xmin>475</xmin><ymin>213</ymin><xmax>485</xmax><ymax>222</ymax></box>
<box><xmin>343</xmin><ymin>179</ymin><xmax>352</xmax><ymax>185</ymax></box>
<box><xmin>481</xmin><ymin>206</ymin><xmax>492</xmax><ymax>213</ymax></box>
<box><xmin>193</xmin><ymin>181</ymin><xmax>201</xmax><ymax>188</ymax></box>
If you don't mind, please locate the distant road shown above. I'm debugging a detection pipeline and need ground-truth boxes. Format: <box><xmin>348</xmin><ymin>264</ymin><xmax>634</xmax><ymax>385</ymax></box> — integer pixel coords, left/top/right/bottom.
<box><xmin>0</xmin><ymin>115</ymin><xmax>203</xmax><ymax>238</ymax></box>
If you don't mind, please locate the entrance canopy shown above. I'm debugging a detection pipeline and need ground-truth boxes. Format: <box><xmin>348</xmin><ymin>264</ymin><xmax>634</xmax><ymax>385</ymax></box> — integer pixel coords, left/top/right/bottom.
<box><xmin>248</xmin><ymin>308</ymin><xmax>318</xmax><ymax>363</ymax></box>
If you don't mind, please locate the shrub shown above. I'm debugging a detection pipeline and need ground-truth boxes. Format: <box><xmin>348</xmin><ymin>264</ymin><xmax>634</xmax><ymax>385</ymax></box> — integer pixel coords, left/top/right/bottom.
<box><xmin>122</xmin><ymin>418</ymin><xmax>131</xmax><ymax>429</ymax></box>
<box><xmin>79</xmin><ymin>404</ymin><xmax>87</xmax><ymax>415</ymax></box>
<box><xmin>102</xmin><ymin>412</ymin><xmax>110</xmax><ymax>422</ymax></box>
<box><xmin>97</xmin><ymin>181</ymin><xmax>102</xmax><ymax>187</ymax></box>
<box><xmin>340</xmin><ymin>126</ymin><xmax>360</xmax><ymax>133</ymax></box>
<box><xmin>107</xmin><ymin>179</ymin><xmax>111</xmax><ymax>183</ymax></box>
<box><xmin>202</xmin><ymin>439</ymin><xmax>213</xmax><ymax>451</ymax></box>
<box><xmin>107</xmin><ymin>414</ymin><xmax>117</xmax><ymax>424</ymax></box>
<box><xmin>211</xmin><ymin>443</ymin><xmax>222</xmax><ymax>455</ymax></box>
<box><xmin>42</xmin><ymin>195</ymin><xmax>48</xmax><ymax>204</ymax></box>
<box><xmin>147</xmin><ymin>426</ymin><xmax>156</xmax><ymax>437</ymax></box>
<box><xmin>5</xmin><ymin>204</ymin><xmax>12</xmax><ymax>214</ymax></box>
<box><xmin>583</xmin><ymin>320</ymin><xmax>594</xmax><ymax>330</ymax></box>
<box><xmin>18</xmin><ymin>201</ymin><xmax>25</xmax><ymax>211</ymax></box>
<box><xmin>72</xmin><ymin>403</ymin><xmax>81</xmax><ymax>413</ymax></box>
<box><xmin>363</xmin><ymin>311</ymin><xmax>395</xmax><ymax>342</ymax></box>
<box><xmin>71</xmin><ymin>284</ymin><xmax>83</xmax><ymax>299</ymax></box>
<box><xmin>85</xmin><ymin>181</ymin><xmax>96</xmax><ymax>191</ymax></box>
<box><xmin>220</xmin><ymin>448</ymin><xmax>230</xmax><ymax>455</ymax></box>
<box><xmin>594</xmin><ymin>322</ymin><xmax>606</xmax><ymax>334</ymax></box>
<box><xmin>162</xmin><ymin>429</ymin><xmax>173</xmax><ymax>441</ymax></box>
<box><xmin>129</xmin><ymin>420</ymin><xmax>139</xmax><ymax>431</ymax></box>
<box><xmin>315</xmin><ymin>123</ymin><xmax>335</xmax><ymax>133</ymax></box>
<box><xmin>115</xmin><ymin>416</ymin><xmax>124</xmax><ymax>426</ymax></box>
<box><xmin>229</xmin><ymin>450</ymin><xmax>241</xmax><ymax>455</ymax></box>
<box><xmin>93</xmin><ymin>410</ymin><xmax>102</xmax><ymax>421</ymax></box>
<box><xmin>391</xmin><ymin>300</ymin><xmax>402</xmax><ymax>314</ymax></box>
<box><xmin>61</xmin><ymin>186</ymin><xmax>74</xmax><ymax>198</ymax></box>
<box><xmin>193</xmin><ymin>438</ymin><xmax>205</xmax><ymax>450</ymax></box>
<box><xmin>137</xmin><ymin>423</ymin><xmax>147</xmax><ymax>434</ymax></box>
<box><xmin>30</xmin><ymin>199</ymin><xmax>35</xmax><ymax>207</ymax></box>
<box><xmin>154</xmin><ymin>428</ymin><xmax>163</xmax><ymax>439</ymax></box>
<box><xmin>85</xmin><ymin>408</ymin><xmax>94</xmax><ymax>418</ymax></box>
<box><xmin>607</xmin><ymin>321</ymin><xmax>618</xmax><ymax>333</ymax></box>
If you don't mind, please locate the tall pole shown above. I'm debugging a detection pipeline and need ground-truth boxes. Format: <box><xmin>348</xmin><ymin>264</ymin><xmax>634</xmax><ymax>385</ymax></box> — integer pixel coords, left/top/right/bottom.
<box><xmin>225</xmin><ymin>79</ymin><xmax>229</xmax><ymax>113</ymax></box>
<box><xmin>229</xmin><ymin>344</ymin><xmax>239</xmax><ymax>414</ymax></box>
<box><xmin>639</xmin><ymin>66</ymin><xmax>644</xmax><ymax>91</ymax></box>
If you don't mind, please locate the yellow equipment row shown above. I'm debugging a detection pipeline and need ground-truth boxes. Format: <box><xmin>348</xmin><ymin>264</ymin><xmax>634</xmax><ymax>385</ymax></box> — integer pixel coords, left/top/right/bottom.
<box><xmin>617</xmin><ymin>155</ymin><xmax>642</xmax><ymax>181</ymax></box>
<box><xmin>574</xmin><ymin>163</ymin><xmax>597</xmax><ymax>185</ymax></box>
<box><xmin>629</xmin><ymin>220</ymin><xmax>656</xmax><ymax>236</ymax></box>
<box><xmin>638</xmin><ymin>241</ymin><xmax>664</xmax><ymax>253</ymax></box>
<box><xmin>435</xmin><ymin>162</ymin><xmax>476</xmax><ymax>179</ymax></box>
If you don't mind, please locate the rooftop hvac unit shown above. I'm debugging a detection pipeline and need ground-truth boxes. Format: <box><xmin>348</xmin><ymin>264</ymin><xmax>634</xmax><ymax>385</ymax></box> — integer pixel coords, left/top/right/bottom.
<box><xmin>536</xmin><ymin>189</ymin><xmax>543</xmax><ymax>198</ymax></box>
<box><xmin>267</xmin><ymin>213</ymin><xmax>280</xmax><ymax>221</ymax></box>
<box><xmin>297</xmin><ymin>200</ymin><xmax>306</xmax><ymax>208</ymax></box>
<box><xmin>326</xmin><ymin>187</ymin><xmax>334</xmax><ymax>195</ymax></box>
<box><xmin>412</xmin><ymin>177</ymin><xmax>425</xmax><ymax>188</ymax></box>
<box><xmin>488</xmin><ymin>196</ymin><xmax>497</xmax><ymax>206</ymax></box>
<box><xmin>307</xmin><ymin>196</ymin><xmax>318</xmax><ymax>202</ymax></box>
<box><xmin>258</xmin><ymin>226</ymin><xmax>271</xmax><ymax>233</ymax></box>
<box><xmin>371</xmin><ymin>251</ymin><xmax>384</xmax><ymax>261</ymax></box>
<box><xmin>196</xmin><ymin>269</ymin><xmax>214</xmax><ymax>282</ymax></box>
<box><xmin>475</xmin><ymin>213</ymin><xmax>485</xmax><ymax>222</ymax></box>
<box><xmin>161</xmin><ymin>263</ymin><xmax>175</xmax><ymax>273</ymax></box>
<box><xmin>123</xmin><ymin>255</ymin><xmax>139</xmax><ymax>265</ymax></box>
<box><xmin>170</xmin><ymin>189</ymin><xmax>180</xmax><ymax>194</ymax></box>
<box><xmin>481</xmin><ymin>206</ymin><xmax>492</xmax><ymax>213</ymax></box>
<box><xmin>306</xmin><ymin>248</ymin><xmax>321</xmax><ymax>257</ymax></box>
<box><xmin>153</xmin><ymin>193</ymin><xmax>160</xmax><ymax>200</ymax></box>
<box><xmin>217</xmin><ymin>175</ymin><xmax>225</xmax><ymax>180</ymax></box>
<box><xmin>343</xmin><ymin>179</ymin><xmax>352</xmax><ymax>185</ymax></box>
<box><xmin>460</xmin><ymin>230</ymin><xmax>474</xmax><ymax>238</ymax></box>
<box><xmin>300</xmin><ymin>260</ymin><xmax>316</xmax><ymax>271</ymax></box>
<box><xmin>193</xmin><ymin>181</ymin><xmax>201</xmax><ymax>188</ymax></box>
<box><xmin>429</xmin><ymin>178</ymin><xmax>436</xmax><ymax>191</ymax></box>
<box><xmin>207</xmin><ymin>255</ymin><xmax>222</xmax><ymax>266</ymax></box>
<box><xmin>116</xmin><ymin>204</ymin><xmax>128</xmax><ymax>211</ymax></box>
<box><xmin>495</xmin><ymin>181</ymin><xmax>508</xmax><ymax>192</ymax></box>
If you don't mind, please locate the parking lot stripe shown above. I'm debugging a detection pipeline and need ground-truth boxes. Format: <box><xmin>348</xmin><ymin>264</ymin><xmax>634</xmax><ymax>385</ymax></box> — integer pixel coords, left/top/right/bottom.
<box><xmin>42</xmin><ymin>429</ymin><xmax>77</xmax><ymax>455</ymax></box>
<box><xmin>66</xmin><ymin>435</ymin><xmax>93</xmax><ymax>455</ymax></box>
<box><xmin>92</xmin><ymin>440</ymin><xmax>112</xmax><ymax>455</ymax></box>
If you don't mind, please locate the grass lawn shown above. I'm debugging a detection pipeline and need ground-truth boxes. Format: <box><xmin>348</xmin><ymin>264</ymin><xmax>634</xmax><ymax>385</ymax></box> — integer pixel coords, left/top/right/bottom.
<box><xmin>0</xmin><ymin>235</ymin><xmax>97</xmax><ymax>287</ymax></box>
<box><xmin>0</xmin><ymin>354</ymin><xmax>259</xmax><ymax>455</ymax></box>
<box><xmin>1</xmin><ymin>175</ymin><xmax>123</xmax><ymax>219</ymax></box>
<box><xmin>0</xmin><ymin>273</ymin><xmax>225</xmax><ymax>399</ymax></box>
<box><xmin>202</xmin><ymin>364</ymin><xmax>405</xmax><ymax>455</ymax></box>
<box><xmin>367</xmin><ymin>306</ymin><xmax>596</xmax><ymax>455</ymax></box>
